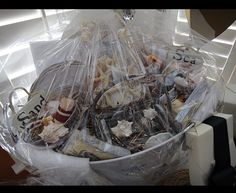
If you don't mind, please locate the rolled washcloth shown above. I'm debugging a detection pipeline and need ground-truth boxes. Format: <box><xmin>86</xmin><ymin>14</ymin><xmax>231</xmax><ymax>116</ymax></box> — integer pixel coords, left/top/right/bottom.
<box><xmin>52</xmin><ymin>97</ymin><xmax>75</xmax><ymax>123</ymax></box>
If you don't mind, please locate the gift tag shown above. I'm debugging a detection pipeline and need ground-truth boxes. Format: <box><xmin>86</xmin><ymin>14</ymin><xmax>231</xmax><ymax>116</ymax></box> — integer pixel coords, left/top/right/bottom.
<box><xmin>173</xmin><ymin>48</ymin><xmax>203</xmax><ymax>65</ymax></box>
<box><xmin>11</xmin><ymin>91</ymin><xmax>47</xmax><ymax>136</ymax></box>
<box><xmin>167</xmin><ymin>47</ymin><xmax>204</xmax><ymax>71</ymax></box>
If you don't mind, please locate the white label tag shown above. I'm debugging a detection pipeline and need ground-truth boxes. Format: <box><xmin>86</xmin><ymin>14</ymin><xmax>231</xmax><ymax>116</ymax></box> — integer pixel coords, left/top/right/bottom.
<box><xmin>12</xmin><ymin>92</ymin><xmax>47</xmax><ymax>136</ymax></box>
<box><xmin>172</xmin><ymin>48</ymin><xmax>204</xmax><ymax>67</ymax></box>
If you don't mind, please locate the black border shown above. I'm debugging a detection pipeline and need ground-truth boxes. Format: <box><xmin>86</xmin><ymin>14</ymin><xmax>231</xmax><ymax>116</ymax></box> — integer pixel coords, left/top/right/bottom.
<box><xmin>1</xmin><ymin>0</ymin><xmax>236</xmax><ymax>9</ymax></box>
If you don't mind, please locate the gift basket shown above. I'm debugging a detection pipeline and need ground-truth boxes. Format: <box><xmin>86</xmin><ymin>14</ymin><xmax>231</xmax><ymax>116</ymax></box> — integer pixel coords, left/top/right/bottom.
<box><xmin>0</xmin><ymin>10</ymin><xmax>225</xmax><ymax>185</ymax></box>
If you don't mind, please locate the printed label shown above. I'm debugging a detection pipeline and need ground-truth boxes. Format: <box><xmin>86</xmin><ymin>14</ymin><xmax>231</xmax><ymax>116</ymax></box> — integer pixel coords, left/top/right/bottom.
<box><xmin>172</xmin><ymin>48</ymin><xmax>204</xmax><ymax>66</ymax></box>
<box><xmin>12</xmin><ymin>92</ymin><xmax>47</xmax><ymax>135</ymax></box>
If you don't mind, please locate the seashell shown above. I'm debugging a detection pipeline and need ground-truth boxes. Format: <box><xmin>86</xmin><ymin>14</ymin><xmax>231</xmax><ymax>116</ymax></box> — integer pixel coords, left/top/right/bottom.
<box><xmin>117</xmin><ymin>28</ymin><xmax>131</xmax><ymax>40</ymax></box>
<box><xmin>174</xmin><ymin>76</ymin><xmax>196</xmax><ymax>99</ymax></box>
<box><xmin>42</xmin><ymin>115</ymin><xmax>53</xmax><ymax>126</ymax></box>
<box><xmin>146</xmin><ymin>54</ymin><xmax>163</xmax><ymax>68</ymax></box>
<box><xmin>38</xmin><ymin>121</ymin><xmax>69</xmax><ymax>144</ymax></box>
<box><xmin>93</xmin><ymin>56</ymin><xmax>115</xmax><ymax>93</ymax></box>
<box><xmin>111</xmin><ymin>120</ymin><xmax>133</xmax><ymax>138</ymax></box>
<box><xmin>97</xmin><ymin>56</ymin><xmax>111</xmax><ymax>72</ymax></box>
<box><xmin>146</xmin><ymin>54</ymin><xmax>158</xmax><ymax>64</ymax></box>
<box><xmin>174</xmin><ymin>76</ymin><xmax>189</xmax><ymax>88</ymax></box>
<box><xmin>80</xmin><ymin>31</ymin><xmax>92</xmax><ymax>42</ymax></box>
<box><xmin>144</xmin><ymin>132</ymin><xmax>173</xmax><ymax>149</ymax></box>
<box><xmin>128</xmin><ymin>64</ymin><xmax>139</xmax><ymax>75</ymax></box>
<box><xmin>96</xmin><ymin>80</ymin><xmax>146</xmax><ymax>109</ymax></box>
<box><xmin>171</xmin><ymin>99</ymin><xmax>184</xmax><ymax>115</ymax></box>
<box><xmin>143</xmin><ymin>108</ymin><xmax>158</xmax><ymax>120</ymax></box>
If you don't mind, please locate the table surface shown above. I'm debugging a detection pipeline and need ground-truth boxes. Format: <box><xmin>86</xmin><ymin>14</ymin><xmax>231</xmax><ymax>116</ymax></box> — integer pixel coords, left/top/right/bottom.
<box><xmin>0</xmin><ymin>147</ymin><xmax>29</xmax><ymax>184</ymax></box>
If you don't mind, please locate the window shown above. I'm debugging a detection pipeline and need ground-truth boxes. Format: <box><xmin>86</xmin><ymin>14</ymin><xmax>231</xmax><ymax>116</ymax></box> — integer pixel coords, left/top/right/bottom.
<box><xmin>175</xmin><ymin>10</ymin><xmax>236</xmax><ymax>83</ymax></box>
<box><xmin>0</xmin><ymin>9</ymin><xmax>77</xmax><ymax>104</ymax></box>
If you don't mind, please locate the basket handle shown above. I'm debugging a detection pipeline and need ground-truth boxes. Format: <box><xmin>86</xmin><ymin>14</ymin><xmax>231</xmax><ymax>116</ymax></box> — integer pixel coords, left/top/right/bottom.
<box><xmin>0</xmin><ymin>101</ymin><xmax>3</xmax><ymax>111</ymax></box>
<box><xmin>0</xmin><ymin>101</ymin><xmax>4</xmax><ymax>126</ymax></box>
<box><xmin>8</xmin><ymin>87</ymin><xmax>33</xmax><ymax>115</ymax></box>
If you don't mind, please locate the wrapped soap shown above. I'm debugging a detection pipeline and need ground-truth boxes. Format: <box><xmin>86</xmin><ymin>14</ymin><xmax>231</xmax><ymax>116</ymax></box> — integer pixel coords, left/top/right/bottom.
<box><xmin>62</xmin><ymin>129</ymin><xmax>131</xmax><ymax>160</ymax></box>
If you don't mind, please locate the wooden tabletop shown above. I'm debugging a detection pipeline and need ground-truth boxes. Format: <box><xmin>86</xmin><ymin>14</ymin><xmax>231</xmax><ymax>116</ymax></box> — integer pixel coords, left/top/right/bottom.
<box><xmin>0</xmin><ymin>147</ymin><xmax>29</xmax><ymax>184</ymax></box>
